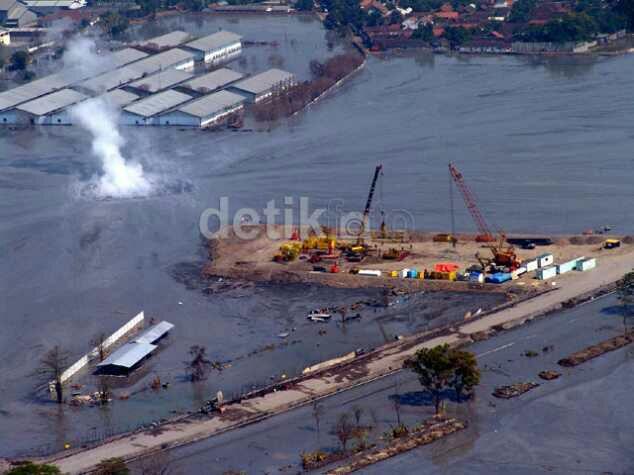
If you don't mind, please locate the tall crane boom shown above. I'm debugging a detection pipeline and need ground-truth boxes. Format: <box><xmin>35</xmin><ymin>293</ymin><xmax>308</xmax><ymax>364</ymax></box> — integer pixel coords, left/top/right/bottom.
<box><xmin>448</xmin><ymin>163</ymin><xmax>495</xmax><ymax>243</ymax></box>
<box><xmin>448</xmin><ymin>163</ymin><xmax>520</xmax><ymax>270</ymax></box>
<box><xmin>357</xmin><ymin>164</ymin><xmax>383</xmax><ymax>245</ymax></box>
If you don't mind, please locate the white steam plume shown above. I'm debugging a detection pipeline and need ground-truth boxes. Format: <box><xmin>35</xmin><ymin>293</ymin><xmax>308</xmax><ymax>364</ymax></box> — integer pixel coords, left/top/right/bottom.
<box><xmin>71</xmin><ymin>98</ymin><xmax>151</xmax><ymax>198</ymax></box>
<box><xmin>65</xmin><ymin>35</ymin><xmax>151</xmax><ymax>198</ymax></box>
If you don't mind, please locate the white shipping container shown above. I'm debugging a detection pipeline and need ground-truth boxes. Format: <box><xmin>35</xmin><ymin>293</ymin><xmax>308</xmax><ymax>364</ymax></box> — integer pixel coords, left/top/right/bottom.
<box><xmin>537</xmin><ymin>254</ymin><xmax>554</xmax><ymax>268</ymax></box>
<box><xmin>516</xmin><ymin>266</ymin><xmax>527</xmax><ymax>275</ymax></box>
<box><xmin>400</xmin><ymin>269</ymin><xmax>410</xmax><ymax>279</ymax></box>
<box><xmin>536</xmin><ymin>266</ymin><xmax>557</xmax><ymax>280</ymax></box>
<box><xmin>358</xmin><ymin>269</ymin><xmax>382</xmax><ymax>277</ymax></box>
<box><xmin>525</xmin><ymin>260</ymin><xmax>538</xmax><ymax>272</ymax></box>
<box><xmin>576</xmin><ymin>258</ymin><xmax>596</xmax><ymax>272</ymax></box>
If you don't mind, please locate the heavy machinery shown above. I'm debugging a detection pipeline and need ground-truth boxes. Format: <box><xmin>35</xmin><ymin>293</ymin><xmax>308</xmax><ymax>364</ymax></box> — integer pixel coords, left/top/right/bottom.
<box><xmin>448</xmin><ymin>163</ymin><xmax>521</xmax><ymax>271</ymax></box>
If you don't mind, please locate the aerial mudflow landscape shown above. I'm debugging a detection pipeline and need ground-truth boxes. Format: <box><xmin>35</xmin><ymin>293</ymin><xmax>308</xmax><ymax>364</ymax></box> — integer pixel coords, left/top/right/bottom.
<box><xmin>1</xmin><ymin>0</ymin><xmax>634</xmax><ymax>474</ymax></box>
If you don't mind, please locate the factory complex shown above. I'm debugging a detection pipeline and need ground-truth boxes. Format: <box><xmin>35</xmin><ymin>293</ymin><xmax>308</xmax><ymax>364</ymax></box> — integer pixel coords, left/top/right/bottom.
<box><xmin>0</xmin><ymin>29</ymin><xmax>297</xmax><ymax>127</ymax></box>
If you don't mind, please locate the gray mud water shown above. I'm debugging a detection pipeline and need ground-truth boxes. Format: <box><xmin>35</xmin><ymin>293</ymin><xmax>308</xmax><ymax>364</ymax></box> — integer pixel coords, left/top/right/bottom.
<box><xmin>1</xmin><ymin>14</ymin><xmax>634</xmax><ymax>458</ymax></box>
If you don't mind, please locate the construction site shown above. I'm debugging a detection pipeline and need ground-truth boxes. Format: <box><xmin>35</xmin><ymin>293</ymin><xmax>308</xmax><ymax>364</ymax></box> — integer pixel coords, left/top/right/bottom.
<box><xmin>203</xmin><ymin>163</ymin><xmax>632</xmax><ymax>295</ymax></box>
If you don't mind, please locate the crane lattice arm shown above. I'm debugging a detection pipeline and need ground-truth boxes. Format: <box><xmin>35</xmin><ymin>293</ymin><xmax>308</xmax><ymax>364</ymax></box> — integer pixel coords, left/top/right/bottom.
<box><xmin>358</xmin><ymin>164</ymin><xmax>383</xmax><ymax>244</ymax></box>
<box><xmin>448</xmin><ymin>163</ymin><xmax>494</xmax><ymax>242</ymax></box>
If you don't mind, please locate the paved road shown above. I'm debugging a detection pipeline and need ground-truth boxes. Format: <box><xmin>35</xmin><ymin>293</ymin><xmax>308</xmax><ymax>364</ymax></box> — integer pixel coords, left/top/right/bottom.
<box><xmin>139</xmin><ymin>294</ymin><xmax>633</xmax><ymax>474</ymax></box>
<box><xmin>47</xmin><ymin>251</ymin><xmax>634</xmax><ymax>474</ymax></box>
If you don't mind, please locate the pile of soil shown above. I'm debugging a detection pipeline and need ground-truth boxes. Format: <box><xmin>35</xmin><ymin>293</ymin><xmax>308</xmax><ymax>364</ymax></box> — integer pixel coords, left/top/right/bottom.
<box><xmin>492</xmin><ymin>382</ymin><xmax>540</xmax><ymax>399</ymax></box>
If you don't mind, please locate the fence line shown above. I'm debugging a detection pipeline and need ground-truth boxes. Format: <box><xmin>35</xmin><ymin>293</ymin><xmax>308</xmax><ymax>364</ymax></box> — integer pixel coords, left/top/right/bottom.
<box><xmin>49</xmin><ymin>311</ymin><xmax>145</xmax><ymax>392</ymax></box>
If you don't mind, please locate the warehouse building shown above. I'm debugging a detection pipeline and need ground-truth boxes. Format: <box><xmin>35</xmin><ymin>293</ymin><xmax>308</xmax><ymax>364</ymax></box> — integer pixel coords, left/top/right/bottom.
<box><xmin>137</xmin><ymin>30</ymin><xmax>191</xmax><ymax>52</ymax></box>
<box><xmin>95</xmin><ymin>321</ymin><xmax>174</xmax><ymax>376</ymax></box>
<box><xmin>0</xmin><ymin>0</ymin><xmax>37</xmax><ymax>27</ymax></box>
<box><xmin>158</xmin><ymin>90</ymin><xmax>244</xmax><ymax>128</ymax></box>
<box><xmin>1</xmin><ymin>88</ymin><xmax>86</xmax><ymax>125</ymax></box>
<box><xmin>127</xmin><ymin>68</ymin><xmax>194</xmax><ymax>94</ymax></box>
<box><xmin>121</xmin><ymin>89</ymin><xmax>192</xmax><ymax>125</ymax></box>
<box><xmin>101</xmin><ymin>89</ymin><xmax>139</xmax><ymax>108</ymax></box>
<box><xmin>0</xmin><ymin>47</ymin><xmax>146</xmax><ymax>115</ymax></box>
<box><xmin>80</xmin><ymin>48</ymin><xmax>196</xmax><ymax>93</ymax></box>
<box><xmin>230</xmin><ymin>68</ymin><xmax>296</xmax><ymax>103</ymax></box>
<box><xmin>21</xmin><ymin>0</ymin><xmax>85</xmax><ymax>14</ymax></box>
<box><xmin>179</xmin><ymin>67</ymin><xmax>244</xmax><ymax>95</ymax></box>
<box><xmin>183</xmin><ymin>30</ymin><xmax>242</xmax><ymax>65</ymax></box>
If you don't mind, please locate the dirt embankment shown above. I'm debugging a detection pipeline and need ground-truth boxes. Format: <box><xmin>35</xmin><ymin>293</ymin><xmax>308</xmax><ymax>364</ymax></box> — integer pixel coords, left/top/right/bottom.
<box><xmin>201</xmin><ymin>225</ymin><xmax>633</xmax><ymax>295</ymax></box>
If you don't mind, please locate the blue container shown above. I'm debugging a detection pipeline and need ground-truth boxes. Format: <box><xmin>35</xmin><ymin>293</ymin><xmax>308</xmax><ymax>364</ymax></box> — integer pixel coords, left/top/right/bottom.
<box><xmin>486</xmin><ymin>272</ymin><xmax>512</xmax><ymax>284</ymax></box>
<box><xmin>409</xmin><ymin>269</ymin><xmax>418</xmax><ymax>279</ymax></box>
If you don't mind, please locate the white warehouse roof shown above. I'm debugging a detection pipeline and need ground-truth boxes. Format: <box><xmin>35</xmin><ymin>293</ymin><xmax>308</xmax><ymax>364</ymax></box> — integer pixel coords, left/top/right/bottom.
<box><xmin>136</xmin><ymin>321</ymin><xmax>174</xmax><ymax>344</ymax></box>
<box><xmin>111</xmin><ymin>47</ymin><xmax>149</xmax><ymax>67</ymax></box>
<box><xmin>102</xmin><ymin>89</ymin><xmax>139</xmax><ymax>107</ymax></box>
<box><xmin>182</xmin><ymin>68</ymin><xmax>244</xmax><ymax>94</ymax></box>
<box><xmin>97</xmin><ymin>341</ymin><xmax>157</xmax><ymax>369</ymax></box>
<box><xmin>128</xmin><ymin>69</ymin><xmax>193</xmax><ymax>93</ymax></box>
<box><xmin>16</xmin><ymin>88</ymin><xmax>87</xmax><ymax>116</ymax></box>
<box><xmin>138</xmin><ymin>31</ymin><xmax>192</xmax><ymax>50</ymax></box>
<box><xmin>81</xmin><ymin>48</ymin><xmax>196</xmax><ymax>93</ymax></box>
<box><xmin>185</xmin><ymin>31</ymin><xmax>242</xmax><ymax>53</ymax></box>
<box><xmin>176</xmin><ymin>90</ymin><xmax>244</xmax><ymax>119</ymax></box>
<box><xmin>231</xmin><ymin>68</ymin><xmax>295</xmax><ymax>95</ymax></box>
<box><xmin>124</xmin><ymin>89</ymin><xmax>192</xmax><ymax>117</ymax></box>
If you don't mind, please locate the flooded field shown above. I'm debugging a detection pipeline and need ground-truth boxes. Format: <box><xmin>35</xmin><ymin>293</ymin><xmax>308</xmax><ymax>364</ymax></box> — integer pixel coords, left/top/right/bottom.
<box><xmin>1</xmin><ymin>13</ymin><xmax>634</xmax><ymax>458</ymax></box>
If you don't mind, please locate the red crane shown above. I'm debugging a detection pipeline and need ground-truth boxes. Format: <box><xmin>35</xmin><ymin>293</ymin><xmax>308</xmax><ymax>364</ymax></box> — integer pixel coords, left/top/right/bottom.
<box><xmin>448</xmin><ymin>163</ymin><xmax>520</xmax><ymax>270</ymax></box>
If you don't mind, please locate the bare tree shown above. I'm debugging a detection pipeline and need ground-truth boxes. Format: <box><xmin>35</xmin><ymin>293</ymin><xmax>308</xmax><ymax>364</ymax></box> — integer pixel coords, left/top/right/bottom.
<box><xmin>92</xmin><ymin>332</ymin><xmax>108</xmax><ymax>362</ymax></box>
<box><xmin>352</xmin><ymin>405</ymin><xmax>364</xmax><ymax>427</ymax></box>
<box><xmin>312</xmin><ymin>400</ymin><xmax>324</xmax><ymax>445</ymax></box>
<box><xmin>185</xmin><ymin>345</ymin><xmax>212</xmax><ymax>382</ymax></box>
<box><xmin>333</xmin><ymin>413</ymin><xmax>354</xmax><ymax>453</ymax></box>
<box><xmin>38</xmin><ymin>345</ymin><xmax>70</xmax><ymax>404</ymax></box>
<box><xmin>392</xmin><ymin>376</ymin><xmax>402</xmax><ymax>426</ymax></box>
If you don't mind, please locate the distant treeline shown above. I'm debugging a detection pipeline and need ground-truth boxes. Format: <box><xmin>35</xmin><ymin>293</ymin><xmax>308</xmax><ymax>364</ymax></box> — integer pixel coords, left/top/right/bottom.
<box><xmin>251</xmin><ymin>52</ymin><xmax>364</xmax><ymax>122</ymax></box>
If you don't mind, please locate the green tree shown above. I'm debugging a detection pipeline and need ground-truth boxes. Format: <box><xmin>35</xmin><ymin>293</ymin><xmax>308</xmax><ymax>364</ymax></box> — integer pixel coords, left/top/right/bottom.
<box><xmin>451</xmin><ymin>349</ymin><xmax>480</xmax><ymax>401</ymax></box>
<box><xmin>616</xmin><ymin>0</ymin><xmax>634</xmax><ymax>29</ymax></box>
<box><xmin>404</xmin><ymin>344</ymin><xmax>456</xmax><ymax>414</ymax></box>
<box><xmin>404</xmin><ymin>344</ymin><xmax>480</xmax><ymax>413</ymax></box>
<box><xmin>443</xmin><ymin>26</ymin><xmax>471</xmax><ymax>46</ymax></box>
<box><xmin>10</xmin><ymin>50</ymin><xmax>30</xmax><ymax>71</ymax></box>
<box><xmin>617</xmin><ymin>270</ymin><xmax>634</xmax><ymax>333</ymax></box>
<box><xmin>100</xmin><ymin>11</ymin><xmax>130</xmax><ymax>37</ymax></box>
<box><xmin>94</xmin><ymin>457</ymin><xmax>129</xmax><ymax>475</ymax></box>
<box><xmin>509</xmin><ymin>0</ymin><xmax>536</xmax><ymax>23</ymax></box>
<box><xmin>296</xmin><ymin>0</ymin><xmax>314</xmax><ymax>11</ymax></box>
<box><xmin>5</xmin><ymin>463</ymin><xmax>61</xmax><ymax>475</ymax></box>
<box><xmin>412</xmin><ymin>23</ymin><xmax>433</xmax><ymax>42</ymax></box>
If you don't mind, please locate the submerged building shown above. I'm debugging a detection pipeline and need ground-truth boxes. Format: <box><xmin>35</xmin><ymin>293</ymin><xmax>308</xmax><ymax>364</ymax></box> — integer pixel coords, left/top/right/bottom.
<box><xmin>158</xmin><ymin>90</ymin><xmax>244</xmax><ymax>128</ymax></box>
<box><xmin>0</xmin><ymin>88</ymin><xmax>86</xmax><ymax>125</ymax></box>
<box><xmin>230</xmin><ymin>68</ymin><xmax>296</xmax><ymax>103</ymax></box>
<box><xmin>96</xmin><ymin>321</ymin><xmax>174</xmax><ymax>376</ymax></box>
<box><xmin>183</xmin><ymin>30</ymin><xmax>242</xmax><ymax>65</ymax></box>
<box><xmin>121</xmin><ymin>89</ymin><xmax>192</xmax><ymax>125</ymax></box>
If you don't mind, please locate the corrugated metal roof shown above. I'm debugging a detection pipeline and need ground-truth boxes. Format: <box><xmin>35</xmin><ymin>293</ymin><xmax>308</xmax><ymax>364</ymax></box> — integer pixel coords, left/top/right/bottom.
<box><xmin>0</xmin><ymin>48</ymin><xmax>147</xmax><ymax>111</ymax></box>
<box><xmin>124</xmin><ymin>89</ymin><xmax>192</xmax><ymax>117</ymax></box>
<box><xmin>102</xmin><ymin>89</ymin><xmax>139</xmax><ymax>107</ymax></box>
<box><xmin>16</xmin><ymin>88</ymin><xmax>87</xmax><ymax>115</ymax></box>
<box><xmin>182</xmin><ymin>68</ymin><xmax>244</xmax><ymax>93</ymax></box>
<box><xmin>111</xmin><ymin>47</ymin><xmax>148</xmax><ymax>67</ymax></box>
<box><xmin>139</xmin><ymin>30</ymin><xmax>192</xmax><ymax>49</ymax></box>
<box><xmin>97</xmin><ymin>341</ymin><xmax>157</xmax><ymax>369</ymax></box>
<box><xmin>128</xmin><ymin>69</ymin><xmax>193</xmax><ymax>93</ymax></box>
<box><xmin>81</xmin><ymin>48</ymin><xmax>195</xmax><ymax>93</ymax></box>
<box><xmin>185</xmin><ymin>30</ymin><xmax>242</xmax><ymax>53</ymax></box>
<box><xmin>136</xmin><ymin>321</ymin><xmax>174</xmax><ymax>344</ymax></box>
<box><xmin>231</xmin><ymin>68</ymin><xmax>295</xmax><ymax>95</ymax></box>
<box><xmin>176</xmin><ymin>90</ymin><xmax>244</xmax><ymax>119</ymax></box>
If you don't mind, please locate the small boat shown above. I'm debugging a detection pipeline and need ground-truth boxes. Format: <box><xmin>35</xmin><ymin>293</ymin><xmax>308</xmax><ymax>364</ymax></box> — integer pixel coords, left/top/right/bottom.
<box><xmin>278</xmin><ymin>332</ymin><xmax>290</xmax><ymax>338</ymax></box>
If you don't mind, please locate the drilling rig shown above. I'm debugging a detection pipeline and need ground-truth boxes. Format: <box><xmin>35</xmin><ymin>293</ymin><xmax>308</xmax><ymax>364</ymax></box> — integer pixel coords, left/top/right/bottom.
<box><xmin>448</xmin><ymin>163</ymin><xmax>521</xmax><ymax>271</ymax></box>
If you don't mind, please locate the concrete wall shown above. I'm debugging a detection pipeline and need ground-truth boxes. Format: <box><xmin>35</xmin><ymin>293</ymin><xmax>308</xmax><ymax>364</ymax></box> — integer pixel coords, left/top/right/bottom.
<box><xmin>50</xmin><ymin>311</ymin><xmax>145</xmax><ymax>393</ymax></box>
<box><xmin>157</xmin><ymin>110</ymin><xmax>200</xmax><ymax>127</ymax></box>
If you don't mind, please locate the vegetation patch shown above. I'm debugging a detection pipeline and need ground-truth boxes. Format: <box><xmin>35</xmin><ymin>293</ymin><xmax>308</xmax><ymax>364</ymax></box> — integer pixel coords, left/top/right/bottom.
<box><xmin>558</xmin><ymin>332</ymin><xmax>634</xmax><ymax>367</ymax></box>
<box><xmin>493</xmin><ymin>382</ymin><xmax>540</xmax><ymax>399</ymax></box>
